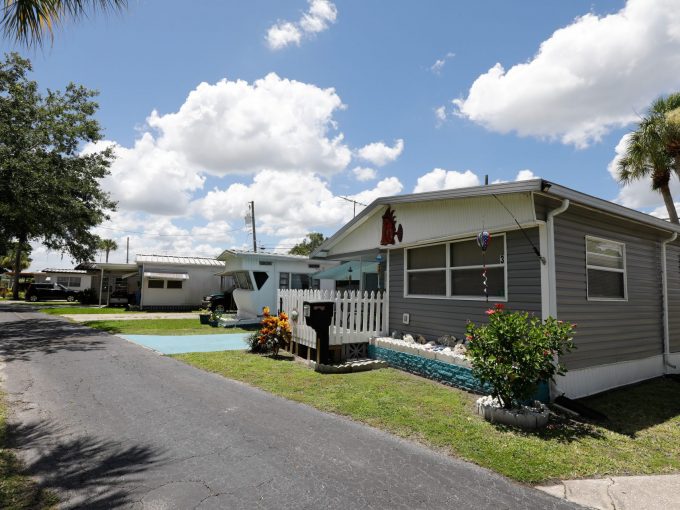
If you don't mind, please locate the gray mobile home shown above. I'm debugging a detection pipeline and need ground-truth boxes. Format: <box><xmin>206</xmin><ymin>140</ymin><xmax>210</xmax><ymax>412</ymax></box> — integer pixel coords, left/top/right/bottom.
<box><xmin>312</xmin><ymin>179</ymin><xmax>680</xmax><ymax>398</ymax></box>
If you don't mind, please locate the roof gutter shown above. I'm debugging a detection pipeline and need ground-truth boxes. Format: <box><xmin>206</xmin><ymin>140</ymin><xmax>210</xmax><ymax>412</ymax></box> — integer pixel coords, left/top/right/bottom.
<box><xmin>662</xmin><ymin>232</ymin><xmax>678</xmax><ymax>370</ymax></box>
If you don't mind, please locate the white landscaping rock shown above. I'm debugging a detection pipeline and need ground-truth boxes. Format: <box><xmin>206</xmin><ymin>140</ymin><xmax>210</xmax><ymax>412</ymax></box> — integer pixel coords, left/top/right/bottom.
<box><xmin>475</xmin><ymin>396</ymin><xmax>549</xmax><ymax>430</ymax></box>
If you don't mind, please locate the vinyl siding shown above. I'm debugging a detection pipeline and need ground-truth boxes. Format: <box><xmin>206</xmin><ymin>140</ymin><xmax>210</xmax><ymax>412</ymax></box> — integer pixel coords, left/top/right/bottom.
<box><xmin>667</xmin><ymin>243</ymin><xmax>680</xmax><ymax>353</ymax></box>
<box><xmin>388</xmin><ymin>229</ymin><xmax>541</xmax><ymax>341</ymax></box>
<box><xmin>554</xmin><ymin>208</ymin><xmax>664</xmax><ymax>370</ymax></box>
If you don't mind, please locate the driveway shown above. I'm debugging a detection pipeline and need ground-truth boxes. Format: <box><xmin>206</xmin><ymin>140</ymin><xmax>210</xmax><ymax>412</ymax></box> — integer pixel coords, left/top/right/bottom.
<box><xmin>0</xmin><ymin>305</ymin><xmax>581</xmax><ymax>509</ymax></box>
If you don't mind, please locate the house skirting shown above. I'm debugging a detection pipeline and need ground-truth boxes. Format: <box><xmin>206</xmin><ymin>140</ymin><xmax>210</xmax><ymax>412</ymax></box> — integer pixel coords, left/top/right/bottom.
<box><xmin>556</xmin><ymin>355</ymin><xmax>665</xmax><ymax>399</ymax></box>
<box><xmin>665</xmin><ymin>352</ymin><xmax>680</xmax><ymax>374</ymax></box>
<box><xmin>367</xmin><ymin>342</ymin><xmax>550</xmax><ymax>402</ymax></box>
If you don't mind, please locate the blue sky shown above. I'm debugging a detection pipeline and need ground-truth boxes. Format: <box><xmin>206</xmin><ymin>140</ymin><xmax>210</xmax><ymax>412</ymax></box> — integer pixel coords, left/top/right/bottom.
<box><xmin>6</xmin><ymin>0</ymin><xmax>680</xmax><ymax>269</ymax></box>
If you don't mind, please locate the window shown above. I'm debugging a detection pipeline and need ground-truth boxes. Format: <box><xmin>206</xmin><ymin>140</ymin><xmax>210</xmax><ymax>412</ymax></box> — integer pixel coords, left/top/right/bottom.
<box><xmin>279</xmin><ymin>272</ymin><xmax>290</xmax><ymax>289</ymax></box>
<box><xmin>586</xmin><ymin>236</ymin><xmax>626</xmax><ymax>300</ymax></box>
<box><xmin>57</xmin><ymin>276</ymin><xmax>81</xmax><ymax>288</ymax></box>
<box><xmin>291</xmin><ymin>273</ymin><xmax>311</xmax><ymax>290</ymax></box>
<box><xmin>167</xmin><ymin>280</ymin><xmax>182</xmax><ymax>289</ymax></box>
<box><xmin>232</xmin><ymin>271</ymin><xmax>253</xmax><ymax>290</ymax></box>
<box><xmin>253</xmin><ymin>271</ymin><xmax>269</xmax><ymax>290</ymax></box>
<box><xmin>148</xmin><ymin>279</ymin><xmax>164</xmax><ymax>289</ymax></box>
<box><xmin>405</xmin><ymin>235</ymin><xmax>506</xmax><ymax>299</ymax></box>
<box><xmin>406</xmin><ymin>244</ymin><xmax>446</xmax><ymax>295</ymax></box>
<box><xmin>450</xmin><ymin>239</ymin><xmax>505</xmax><ymax>298</ymax></box>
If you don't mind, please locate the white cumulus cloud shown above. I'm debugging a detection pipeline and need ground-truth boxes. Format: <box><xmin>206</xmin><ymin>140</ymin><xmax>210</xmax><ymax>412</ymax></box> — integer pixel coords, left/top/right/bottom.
<box><xmin>413</xmin><ymin>168</ymin><xmax>481</xmax><ymax>193</ymax></box>
<box><xmin>352</xmin><ymin>166</ymin><xmax>377</xmax><ymax>181</ymax></box>
<box><xmin>453</xmin><ymin>0</ymin><xmax>680</xmax><ymax>148</ymax></box>
<box><xmin>148</xmin><ymin>73</ymin><xmax>351</xmax><ymax>176</ymax></box>
<box><xmin>192</xmin><ymin>170</ymin><xmax>402</xmax><ymax>239</ymax></box>
<box><xmin>357</xmin><ymin>139</ymin><xmax>404</xmax><ymax>167</ymax></box>
<box><xmin>267</xmin><ymin>0</ymin><xmax>337</xmax><ymax>50</ymax></box>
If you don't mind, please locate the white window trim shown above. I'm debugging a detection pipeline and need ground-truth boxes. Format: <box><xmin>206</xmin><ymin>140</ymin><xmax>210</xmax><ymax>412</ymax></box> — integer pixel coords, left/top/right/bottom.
<box><xmin>585</xmin><ymin>235</ymin><xmax>627</xmax><ymax>302</ymax></box>
<box><xmin>404</xmin><ymin>234</ymin><xmax>508</xmax><ymax>301</ymax></box>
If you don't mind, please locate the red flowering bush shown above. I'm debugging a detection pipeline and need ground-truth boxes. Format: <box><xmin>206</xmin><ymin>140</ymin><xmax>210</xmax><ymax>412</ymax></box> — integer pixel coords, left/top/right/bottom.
<box><xmin>247</xmin><ymin>306</ymin><xmax>292</xmax><ymax>355</ymax></box>
<box><xmin>465</xmin><ymin>304</ymin><xmax>576</xmax><ymax>409</ymax></box>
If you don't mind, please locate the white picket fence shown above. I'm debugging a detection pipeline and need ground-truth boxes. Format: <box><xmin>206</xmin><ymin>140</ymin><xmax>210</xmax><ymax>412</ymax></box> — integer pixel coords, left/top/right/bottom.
<box><xmin>278</xmin><ymin>289</ymin><xmax>387</xmax><ymax>347</ymax></box>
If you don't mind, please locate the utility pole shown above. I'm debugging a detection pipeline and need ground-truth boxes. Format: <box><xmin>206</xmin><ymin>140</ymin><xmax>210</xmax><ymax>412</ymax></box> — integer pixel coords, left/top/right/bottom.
<box><xmin>126</xmin><ymin>237</ymin><xmax>129</xmax><ymax>263</ymax></box>
<box><xmin>250</xmin><ymin>201</ymin><xmax>257</xmax><ymax>252</ymax></box>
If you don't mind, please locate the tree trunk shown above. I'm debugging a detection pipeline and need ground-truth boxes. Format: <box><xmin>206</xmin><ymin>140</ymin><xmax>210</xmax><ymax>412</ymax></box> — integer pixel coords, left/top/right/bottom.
<box><xmin>105</xmin><ymin>249</ymin><xmax>110</xmax><ymax>263</ymax></box>
<box><xmin>11</xmin><ymin>236</ymin><xmax>25</xmax><ymax>300</ymax></box>
<box><xmin>660</xmin><ymin>184</ymin><xmax>679</xmax><ymax>224</ymax></box>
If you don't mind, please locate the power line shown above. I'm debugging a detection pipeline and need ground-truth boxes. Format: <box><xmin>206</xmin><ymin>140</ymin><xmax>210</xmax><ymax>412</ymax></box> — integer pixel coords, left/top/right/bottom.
<box><xmin>96</xmin><ymin>225</ymin><xmax>247</xmax><ymax>238</ymax></box>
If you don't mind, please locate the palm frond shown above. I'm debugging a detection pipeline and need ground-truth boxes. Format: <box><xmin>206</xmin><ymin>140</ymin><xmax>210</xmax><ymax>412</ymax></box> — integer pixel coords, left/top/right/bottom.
<box><xmin>2</xmin><ymin>0</ymin><xmax>127</xmax><ymax>47</ymax></box>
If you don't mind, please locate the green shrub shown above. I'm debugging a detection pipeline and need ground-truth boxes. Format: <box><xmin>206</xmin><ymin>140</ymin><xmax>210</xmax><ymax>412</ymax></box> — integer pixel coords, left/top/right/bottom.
<box><xmin>465</xmin><ymin>304</ymin><xmax>576</xmax><ymax>409</ymax></box>
<box><xmin>78</xmin><ymin>288</ymin><xmax>97</xmax><ymax>305</ymax></box>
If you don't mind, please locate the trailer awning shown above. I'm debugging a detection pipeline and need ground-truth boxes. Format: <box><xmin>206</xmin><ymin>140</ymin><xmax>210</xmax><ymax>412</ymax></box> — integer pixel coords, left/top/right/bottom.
<box><xmin>143</xmin><ymin>272</ymin><xmax>190</xmax><ymax>280</ymax></box>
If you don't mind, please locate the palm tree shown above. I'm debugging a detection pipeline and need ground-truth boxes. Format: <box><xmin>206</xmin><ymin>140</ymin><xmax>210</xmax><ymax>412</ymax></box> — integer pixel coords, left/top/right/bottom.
<box><xmin>98</xmin><ymin>238</ymin><xmax>118</xmax><ymax>263</ymax></box>
<box><xmin>1</xmin><ymin>0</ymin><xmax>127</xmax><ymax>47</ymax></box>
<box><xmin>618</xmin><ymin>98</ymin><xmax>680</xmax><ymax>224</ymax></box>
<box><xmin>0</xmin><ymin>241</ymin><xmax>31</xmax><ymax>270</ymax></box>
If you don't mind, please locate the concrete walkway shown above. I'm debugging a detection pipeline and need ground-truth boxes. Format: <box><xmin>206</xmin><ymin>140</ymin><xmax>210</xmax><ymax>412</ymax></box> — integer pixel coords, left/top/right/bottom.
<box><xmin>0</xmin><ymin>305</ymin><xmax>580</xmax><ymax>509</ymax></box>
<box><xmin>537</xmin><ymin>474</ymin><xmax>680</xmax><ymax>510</ymax></box>
<box><xmin>63</xmin><ymin>312</ymin><xmax>199</xmax><ymax>321</ymax></box>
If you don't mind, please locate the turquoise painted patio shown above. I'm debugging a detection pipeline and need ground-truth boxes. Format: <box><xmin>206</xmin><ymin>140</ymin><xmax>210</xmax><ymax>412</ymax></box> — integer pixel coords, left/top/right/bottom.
<box><xmin>122</xmin><ymin>333</ymin><xmax>250</xmax><ymax>354</ymax></box>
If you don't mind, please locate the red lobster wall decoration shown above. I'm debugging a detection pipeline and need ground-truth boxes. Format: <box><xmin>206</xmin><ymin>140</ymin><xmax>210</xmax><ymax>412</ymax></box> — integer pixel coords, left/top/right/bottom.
<box><xmin>380</xmin><ymin>206</ymin><xmax>403</xmax><ymax>245</ymax></box>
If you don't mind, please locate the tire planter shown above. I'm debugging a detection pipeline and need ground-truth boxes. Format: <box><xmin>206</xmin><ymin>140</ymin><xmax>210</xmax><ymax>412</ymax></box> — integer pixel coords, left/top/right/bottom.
<box><xmin>475</xmin><ymin>396</ymin><xmax>549</xmax><ymax>430</ymax></box>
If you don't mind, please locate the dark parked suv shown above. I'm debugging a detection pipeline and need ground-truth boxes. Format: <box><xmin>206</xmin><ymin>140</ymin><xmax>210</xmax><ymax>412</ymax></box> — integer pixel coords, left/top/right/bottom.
<box><xmin>25</xmin><ymin>283</ymin><xmax>80</xmax><ymax>302</ymax></box>
<box><xmin>200</xmin><ymin>291</ymin><xmax>235</xmax><ymax>312</ymax></box>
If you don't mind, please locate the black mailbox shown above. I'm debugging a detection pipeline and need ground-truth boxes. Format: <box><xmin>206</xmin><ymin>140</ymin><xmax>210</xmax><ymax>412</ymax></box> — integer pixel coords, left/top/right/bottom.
<box><xmin>303</xmin><ymin>300</ymin><xmax>335</xmax><ymax>364</ymax></box>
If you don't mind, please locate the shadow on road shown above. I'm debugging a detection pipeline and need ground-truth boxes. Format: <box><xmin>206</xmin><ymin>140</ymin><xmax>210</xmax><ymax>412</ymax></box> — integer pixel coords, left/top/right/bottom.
<box><xmin>0</xmin><ymin>318</ymin><xmax>108</xmax><ymax>362</ymax></box>
<box><xmin>7</xmin><ymin>420</ymin><xmax>166</xmax><ymax>508</ymax></box>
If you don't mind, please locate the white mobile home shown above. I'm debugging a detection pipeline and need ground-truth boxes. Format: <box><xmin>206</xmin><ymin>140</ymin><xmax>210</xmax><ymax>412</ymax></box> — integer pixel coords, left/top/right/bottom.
<box><xmin>216</xmin><ymin>250</ymin><xmax>337</xmax><ymax>320</ymax></box>
<box><xmin>36</xmin><ymin>268</ymin><xmax>92</xmax><ymax>291</ymax></box>
<box><xmin>137</xmin><ymin>255</ymin><xmax>224</xmax><ymax>311</ymax></box>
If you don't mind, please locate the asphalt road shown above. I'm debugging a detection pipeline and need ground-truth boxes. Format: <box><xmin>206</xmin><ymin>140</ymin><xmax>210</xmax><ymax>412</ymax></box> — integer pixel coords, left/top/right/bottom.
<box><xmin>0</xmin><ymin>304</ymin><xmax>581</xmax><ymax>509</ymax></box>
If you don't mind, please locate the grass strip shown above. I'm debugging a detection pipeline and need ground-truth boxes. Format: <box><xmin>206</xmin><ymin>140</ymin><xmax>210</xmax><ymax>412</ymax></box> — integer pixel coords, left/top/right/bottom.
<box><xmin>173</xmin><ymin>350</ymin><xmax>680</xmax><ymax>483</ymax></box>
<box><xmin>0</xmin><ymin>394</ymin><xmax>58</xmax><ymax>509</ymax></box>
<box><xmin>84</xmin><ymin>319</ymin><xmax>256</xmax><ymax>336</ymax></box>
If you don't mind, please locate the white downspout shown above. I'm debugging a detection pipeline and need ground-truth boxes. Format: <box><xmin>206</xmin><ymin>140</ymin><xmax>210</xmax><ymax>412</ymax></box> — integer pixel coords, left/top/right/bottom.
<box><xmin>546</xmin><ymin>199</ymin><xmax>570</xmax><ymax>401</ymax></box>
<box><xmin>546</xmin><ymin>199</ymin><xmax>570</xmax><ymax>318</ymax></box>
<box><xmin>662</xmin><ymin>232</ymin><xmax>678</xmax><ymax>370</ymax></box>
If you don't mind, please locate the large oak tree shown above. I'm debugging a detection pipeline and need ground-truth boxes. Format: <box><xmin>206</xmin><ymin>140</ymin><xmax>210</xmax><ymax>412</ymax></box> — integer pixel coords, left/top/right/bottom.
<box><xmin>0</xmin><ymin>52</ymin><xmax>116</xmax><ymax>298</ymax></box>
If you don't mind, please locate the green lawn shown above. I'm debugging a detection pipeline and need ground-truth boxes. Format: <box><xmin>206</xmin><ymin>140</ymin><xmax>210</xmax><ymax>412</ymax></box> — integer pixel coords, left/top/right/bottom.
<box><xmin>0</xmin><ymin>395</ymin><xmax>58</xmax><ymax>509</ymax></box>
<box><xmin>41</xmin><ymin>307</ymin><xmax>144</xmax><ymax>315</ymax></box>
<box><xmin>84</xmin><ymin>319</ymin><xmax>255</xmax><ymax>336</ymax></box>
<box><xmin>173</xmin><ymin>350</ymin><xmax>680</xmax><ymax>483</ymax></box>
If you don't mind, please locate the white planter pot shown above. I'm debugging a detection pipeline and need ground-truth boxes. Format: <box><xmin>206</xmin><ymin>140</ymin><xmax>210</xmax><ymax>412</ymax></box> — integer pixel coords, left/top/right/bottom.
<box><xmin>475</xmin><ymin>396</ymin><xmax>549</xmax><ymax>430</ymax></box>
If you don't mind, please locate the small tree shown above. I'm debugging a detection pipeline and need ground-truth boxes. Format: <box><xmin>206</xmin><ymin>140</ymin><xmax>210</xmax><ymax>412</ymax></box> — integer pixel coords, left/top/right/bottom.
<box><xmin>0</xmin><ymin>242</ymin><xmax>31</xmax><ymax>271</ymax></box>
<box><xmin>288</xmin><ymin>233</ymin><xmax>326</xmax><ymax>256</ymax></box>
<box><xmin>465</xmin><ymin>304</ymin><xmax>576</xmax><ymax>409</ymax></box>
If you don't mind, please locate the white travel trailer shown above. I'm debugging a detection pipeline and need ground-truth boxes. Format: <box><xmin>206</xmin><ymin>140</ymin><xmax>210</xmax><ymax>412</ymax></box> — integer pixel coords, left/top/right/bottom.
<box><xmin>216</xmin><ymin>250</ymin><xmax>337</xmax><ymax>320</ymax></box>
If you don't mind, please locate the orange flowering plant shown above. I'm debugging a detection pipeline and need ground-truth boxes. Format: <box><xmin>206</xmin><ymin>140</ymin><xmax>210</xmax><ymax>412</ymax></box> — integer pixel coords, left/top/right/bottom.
<box><xmin>247</xmin><ymin>306</ymin><xmax>292</xmax><ymax>355</ymax></box>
